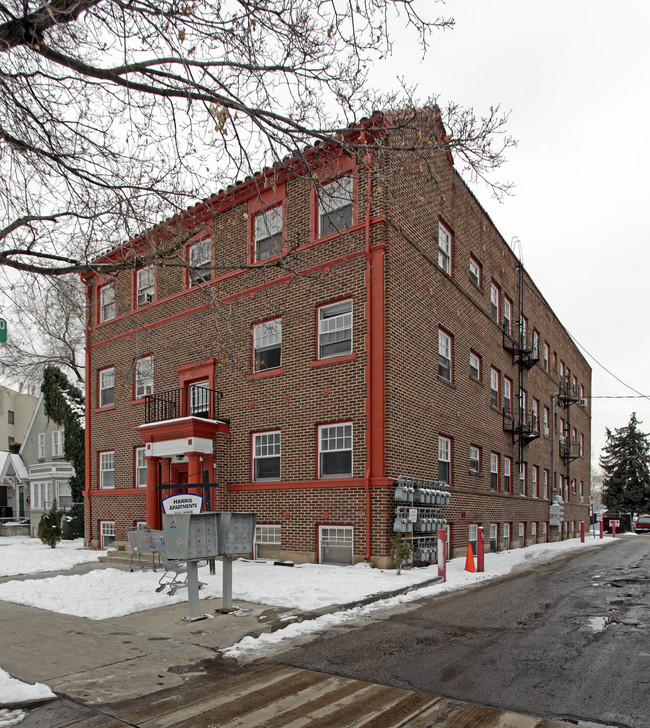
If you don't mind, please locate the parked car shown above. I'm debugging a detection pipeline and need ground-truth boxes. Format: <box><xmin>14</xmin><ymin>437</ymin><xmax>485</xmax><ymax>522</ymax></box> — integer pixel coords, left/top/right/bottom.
<box><xmin>633</xmin><ymin>515</ymin><xmax>650</xmax><ymax>534</ymax></box>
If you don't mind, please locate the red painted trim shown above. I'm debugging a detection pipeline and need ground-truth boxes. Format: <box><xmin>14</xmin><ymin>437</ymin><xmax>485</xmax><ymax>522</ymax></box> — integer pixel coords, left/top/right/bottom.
<box><xmin>136</xmin><ymin>417</ymin><xmax>228</xmax><ymax>443</ymax></box>
<box><xmin>183</xmin><ymin>226</ymin><xmax>214</xmax><ymax>289</ymax></box>
<box><xmin>83</xmin><ymin>280</ymin><xmax>92</xmax><ymax>543</ymax></box>
<box><xmin>309</xmin><ymin>158</ymin><xmax>357</xmax><ymax>242</ymax></box>
<box><xmin>438</xmin><ymin>217</ymin><xmax>454</xmax><ymax>276</ymax></box>
<box><xmin>93</xmin><ymin>405</ymin><xmax>116</xmax><ymax>414</ymax></box>
<box><xmin>247</xmin><ymin>184</ymin><xmax>286</xmax><ymax>265</ymax></box>
<box><xmin>246</xmin><ymin>367</ymin><xmax>284</xmax><ymax>381</ymax></box>
<box><xmin>309</xmin><ymin>353</ymin><xmax>356</xmax><ymax>368</ymax></box>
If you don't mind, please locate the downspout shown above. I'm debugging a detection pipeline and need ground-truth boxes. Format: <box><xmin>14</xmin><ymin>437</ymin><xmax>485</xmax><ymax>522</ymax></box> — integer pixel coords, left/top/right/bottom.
<box><xmin>364</xmin><ymin>148</ymin><xmax>373</xmax><ymax>560</ymax></box>
<box><xmin>551</xmin><ymin>392</ymin><xmax>558</xmax><ymax>503</ymax></box>
<box><xmin>83</xmin><ymin>280</ymin><xmax>92</xmax><ymax>546</ymax></box>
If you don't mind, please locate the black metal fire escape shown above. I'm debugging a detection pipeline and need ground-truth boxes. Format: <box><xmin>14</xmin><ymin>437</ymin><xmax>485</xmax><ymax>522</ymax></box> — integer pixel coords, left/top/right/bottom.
<box><xmin>558</xmin><ymin>375</ymin><xmax>580</xmax><ymax>465</ymax></box>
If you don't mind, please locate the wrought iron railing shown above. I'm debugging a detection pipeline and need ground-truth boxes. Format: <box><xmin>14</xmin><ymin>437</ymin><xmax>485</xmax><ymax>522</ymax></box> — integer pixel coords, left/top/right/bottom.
<box><xmin>144</xmin><ymin>387</ymin><xmax>223</xmax><ymax>424</ymax></box>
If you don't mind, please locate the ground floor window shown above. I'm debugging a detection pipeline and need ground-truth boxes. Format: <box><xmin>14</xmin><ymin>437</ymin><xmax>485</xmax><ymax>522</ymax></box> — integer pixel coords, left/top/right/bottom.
<box><xmin>503</xmin><ymin>523</ymin><xmax>511</xmax><ymax>550</ymax></box>
<box><xmin>489</xmin><ymin>523</ymin><xmax>498</xmax><ymax>552</ymax></box>
<box><xmin>531</xmin><ymin>522</ymin><xmax>537</xmax><ymax>544</ymax></box>
<box><xmin>468</xmin><ymin>524</ymin><xmax>478</xmax><ymax>555</ymax></box>
<box><xmin>542</xmin><ymin>522</ymin><xmax>548</xmax><ymax>542</ymax></box>
<box><xmin>519</xmin><ymin>522</ymin><xmax>525</xmax><ymax>548</ymax></box>
<box><xmin>254</xmin><ymin>524</ymin><xmax>282</xmax><ymax>560</ymax></box>
<box><xmin>319</xmin><ymin>525</ymin><xmax>353</xmax><ymax>565</ymax></box>
<box><xmin>31</xmin><ymin>482</ymin><xmax>48</xmax><ymax>510</ymax></box>
<box><xmin>101</xmin><ymin>521</ymin><xmax>115</xmax><ymax>550</ymax></box>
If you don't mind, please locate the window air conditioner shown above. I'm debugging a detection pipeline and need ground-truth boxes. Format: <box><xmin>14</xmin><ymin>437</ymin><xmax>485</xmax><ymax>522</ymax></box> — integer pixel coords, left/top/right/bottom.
<box><xmin>145</xmin><ymin>293</ymin><xmax>154</xmax><ymax>303</ymax></box>
<box><xmin>580</xmin><ymin>397</ymin><xmax>588</xmax><ymax>407</ymax></box>
<box><xmin>559</xmin><ymin>436</ymin><xmax>566</xmax><ymax>445</ymax></box>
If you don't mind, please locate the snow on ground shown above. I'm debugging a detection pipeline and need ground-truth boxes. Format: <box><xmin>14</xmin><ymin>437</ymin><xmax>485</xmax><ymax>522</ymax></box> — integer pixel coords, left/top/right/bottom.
<box><xmin>0</xmin><ymin>537</ymin><xmax>106</xmax><ymax>578</ymax></box>
<box><xmin>0</xmin><ymin>532</ymin><xmax>619</xmax><ymax>706</ymax></box>
<box><xmin>0</xmin><ymin>668</ymin><xmax>54</xmax><ymax>708</ymax></box>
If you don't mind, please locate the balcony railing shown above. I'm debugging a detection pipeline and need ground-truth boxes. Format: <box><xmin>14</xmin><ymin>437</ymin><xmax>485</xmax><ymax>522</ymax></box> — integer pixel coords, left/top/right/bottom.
<box><xmin>144</xmin><ymin>386</ymin><xmax>223</xmax><ymax>425</ymax></box>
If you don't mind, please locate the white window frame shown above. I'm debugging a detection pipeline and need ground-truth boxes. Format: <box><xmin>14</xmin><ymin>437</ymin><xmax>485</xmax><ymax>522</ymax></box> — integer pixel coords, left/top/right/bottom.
<box><xmin>544</xmin><ymin>406</ymin><xmax>550</xmax><ymax>436</ymax></box>
<box><xmin>489</xmin><ymin>523</ymin><xmax>498</xmax><ymax>552</ymax></box>
<box><xmin>532</xmin><ymin>465</ymin><xmax>539</xmax><ymax>498</ymax></box>
<box><xmin>490</xmin><ymin>368</ymin><xmax>499</xmax><ymax>408</ymax></box>
<box><xmin>99</xmin><ymin>367</ymin><xmax>115</xmax><ymax>408</ymax></box>
<box><xmin>503</xmin><ymin>296</ymin><xmax>512</xmax><ymax>335</ymax></box>
<box><xmin>532</xmin><ymin>329</ymin><xmax>539</xmax><ymax>359</ymax></box>
<box><xmin>31</xmin><ymin>482</ymin><xmax>47</xmax><ymax>510</ymax></box>
<box><xmin>438</xmin><ymin>329</ymin><xmax>452</xmax><ymax>382</ymax></box>
<box><xmin>101</xmin><ymin>521</ymin><xmax>116</xmax><ymax>550</ymax></box>
<box><xmin>38</xmin><ymin>432</ymin><xmax>45</xmax><ymax>459</ymax></box>
<box><xmin>136</xmin><ymin>265</ymin><xmax>155</xmax><ymax>306</ymax></box>
<box><xmin>135</xmin><ymin>356</ymin><xmax>154</xmax><ymax>399</ymax></box>
<box><xmin>318</xmin><ymin>423</ymin><xmax>353</xmax><ymax>478</ymax></box>
<box><xmin>52</xmin><ymin>429</ymin><xmax>64</xmax><ymax>457</ymax></box>
<box><xmin>519</xmin><ymin>522</ymin><xmax>525</xmax><ymax>547</ymax></box>
<box><xmin>253</xmin><ymin>319</ymin><xmax>282</xmax><ymax>372</ymax></box>
<box><xmin>438</xmin><ymin>222</ymin><xmax>451</xmax><ymax>274</ymax></box>
<box><xmin>253</xmin><ymin>431</ymin><xmax>281</xmax><ymax>482</ymax></box>
<box><xmin>254</xmin><ymin>524</ymin><xmax>282</xmax><ymax>559</ymax></box>
<box><xmin>319</xmin><ymin>525</ymin><xmax>354</xmax><ymax>565</ymax></box>
<box><xmin>503</xmin><ymin>523</ymin><xmax>511</xmax><ymax>550</ymax></box>
<box><xmin>318</xmin><ymin>299</ymin><xmax>353</xmax><ymax>359</ymax></box>
<box><xmin>188</xmin><ymin>380</ymin><xmax>210</xmax><ymax>417</ymax></box>
<box><xmin>544</xmin><ymin>341</ymin><xmax>550</xmax><ymax>371</ymax></box>
<box><xmin>490</xmin><ymin>282</ymin><xmax>499</xmax><ymax>322</ymax></box>
<box><xmin>532</xmin><ymin>398</ymin><xmax>539</xmax><ymax>432</ymax></box>
<box><xmin>469</xmin><ymin>256</ymin><xmax>481</xmax><ymax>287</ymax></box>
<box><xmin>504</xmin><ymin>456</ymin><xmax>512</xmax><ymax>493</ymax></box>
<box><xmin>318</xmin><ymin>176</ymin><xmax>354</xmax><ymax>237</ymax></box>
<box><xmin>490</xmin><ymin>452</ymin><xmax>499</xmax><ymax>491</ymax></box>
<box><xmin>188</xmin><ymin>237</ymin><xmax>212</xmax><ymax>284</ymax></box>
<box><xmin>100</xmin><ymin>451</ymin><xmax>115</xmax><ymax>489</ymax></box>
<box><xmin>519</xmin><ymin>462</ymin><xmax>526</xmax><ymax>496</ymax></box>
<box><xmin>542</xmin><ymin>522</ymin><xmax>548</xmax><ymax>542</ymax></box>
<box><xmin>469</xmin><ymin>351</ymin><xmax>480</xmax><ymax>380</ymax></box>
<box><xmin>99</xmin><ymin>282</ymin><xmax>116</xmax><ymax>322</ymax></box>
<box><xmin>544</xmin><ymin>469</ymin><xmax>549</xmax><ymax>499</ymax></box>
<box><xmin>469</xmin><ymin>524</ymin><xmax>478</xmax><ymax>554</ymax></box>
<box><xmin>57</xmin><ymin>480</ymin><xmax>72</xmax><ymax>508</ymax></box>
<box><xmin>254</xmin><ymin>206</ymin><xmax>284</xmax><ymax>262</ymax></box>
<box><xmin>135</xmin><ymin>447</ymin><xmax>147</xmax><ymax>488</ymax></box>
<box><xmin>503</xmin><ymin>377</ymin><xmax>512</xmax><ymax>415</ymax></box>
<box><xmin>469</xmin><ymin>446</ymin><xmax>480</xmax><ymax>473</ymax></box>
<box><xmin>531</xmin><ymin>522</ymin><xmax>537</xmax><ymax>544</ymax></box>
<box><xmin>438</xmin><ymin>435</ymin><xmax>451</xmax><ymax>485</ymax></box>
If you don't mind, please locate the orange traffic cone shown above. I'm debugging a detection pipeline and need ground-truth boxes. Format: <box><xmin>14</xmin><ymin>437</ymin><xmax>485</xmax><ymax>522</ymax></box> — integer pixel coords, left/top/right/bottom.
<box><xmin>464</xmin><ymin>543</ymin><xmax>476</xmax><ymax>572</ymax></box>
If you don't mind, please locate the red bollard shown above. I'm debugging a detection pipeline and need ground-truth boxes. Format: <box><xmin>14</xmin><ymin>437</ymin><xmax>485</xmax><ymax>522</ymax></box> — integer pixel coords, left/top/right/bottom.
<box><xmin>477</xmin><ymin>526</ymin><xmax>485</xmax><ymax>572</ymax></box>
<box><xmin>437</xmin><ymin>528</ymin><xmax>446</xmax><ymax>582</ymax></box>
<box><xmin>580</xmin><ymin>521</ymin><xmax>585</xmax><ymax>543</ymax></box>
<box><xmin>599</xmin><ymin>520</ymin><xmax>603</xmax><ymax>539</ymax></box>
<box><xmin>612</xmin><ymin>522</ymin><xmax>616</xmax><ymax>538</ymax></box>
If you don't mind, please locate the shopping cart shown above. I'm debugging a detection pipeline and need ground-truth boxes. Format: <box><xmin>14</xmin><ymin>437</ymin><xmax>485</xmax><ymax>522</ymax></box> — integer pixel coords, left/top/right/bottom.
<box><xmin>127</xmin><ymin>526</ymin><xmax>163</xmax><ymax>572</ymax></box>
<box><xmin>151</xmin><ymin>533</ymin><xmax>205</xmax><ymax>596</ymax></box>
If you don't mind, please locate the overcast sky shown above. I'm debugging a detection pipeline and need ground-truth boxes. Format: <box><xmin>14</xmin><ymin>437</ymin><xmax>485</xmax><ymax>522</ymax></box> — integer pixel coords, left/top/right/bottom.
<box><xmin>370</xmin><ymin>0</ymin><xmax>650</xmax><ymax>468</ymax></box>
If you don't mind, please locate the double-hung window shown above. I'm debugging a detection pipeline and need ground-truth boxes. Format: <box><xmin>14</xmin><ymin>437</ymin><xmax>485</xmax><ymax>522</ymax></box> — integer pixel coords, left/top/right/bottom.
<box><xmin>519</xmin><ymin>463</ymin><xmax>526</xmax><ymax>496</ymax></box>
<box><xmin>469</xmin><ymin>256</ymin><xmax>481</xmax><ymax>287</ymax></box>
<box><xmin>438</xmin><ymin>222</ymin><xmax>452</xmax><ymax>274</ymax></box>
<box><xmin>544</xmin><ymin>469</ymin><xmax>549</xmax><ymax>499</ymax></box>
<box><xmin>503</xmin><ymin>296</ymin><xmax>512</xmax><ymax>335</ymax></box>
<box><xmin>544</xmin><ymin>341</ymin><xmax>550</xmax><ymax>371</ymax></box>
<box><xmin>135</xmin><ymin>356</ymin><xmax>154</xmax><ymax>399</ymax></box>
<box><xmin>490</xmin><ymin>282</ymin><xmax>499</xmax><ymax>322</ymax></box>
<box><xmin>438</xmin><ymin>329</ymin><xmax>452</xmax><ymax>381</ymax></box>
<box><xmin>135</xmin><ymin>447</ymin><xmax>147</xmax><ymax>487</ymax></box>
<box><xmin>532</xmin><ymin>465</ymin><xmax>539</xmax><ymax>498</ymax></box>
<box><xmin>189</xmin><ymin>238</ymin><xmax>212</xmax><ymax>285</ymax></box>
<box><xmin>255</xmin><ymin>206</ymin><xmax>283</xmax><ymax>261</ymax></box>
<box><xmin>57</xmin><ymin>481</ymin><xmax>72</xmax><ymax>508</ymax></box>
<box><xmin>188</xmin><ymin>380</ymin><xmax>210</xmax><ymax>418</ymax></box>
<box><xmin>253</xmin><ymin>431</ymin><xmax>281</xmax><ymax>481</ymax></box>
<box><xmin>318</xmin><ymin>300</ymin><xmax>352</xmax><ymax>359</ymax></box>
<box><xmin>99</xmin><ymin>367</ymin><xmax>115</xmax><ymax>408</ymax></box>
<box><xmin>490</xmin><ymin>453</ymin><xmax>499</xmax><ymax>491</ymax></box>
<box><xmin>100</xmin><ymin>283</ymin><xmax>116</xmax><ymax>323</ymax></box>
<box><xmin>469</xmin><ymin>446</ymin><xmax>480</xmax><ymax>473</ymax></box>
<box><xmin>438</xmin><ymin>436</ymin><xmax>451</xmax><ymax>485</ymax></box>
<box><xmin>544</xmin><ymin>406</ymin><xmax>550</xmax><ymax>436</ymax></box>
<box><xmin>318</xmin><ymin>176</ymin><xmax>353</xmax><ymax>237</ymax></box>
<box><xmin>504</xmin><ymin>456</ymin><xmax>512</xmax><ymax>493</ymax></box>
<box><xmin>532</xmin><ymin>329</ymin><xmax>540</xmax><ymax>359</ymax></box>
<box><xmin>52</xmin><ymin>429</ymin><xmax>64</xmax><ymax>457</ymax></box>
<box><xmin>532</xmin><ymin>398</ymin><xmax>539</xmax><ymax>433</ymax></box>
<box><xmin>469</xmin><ymin>351</ymin><xmax>481</xmax><ymax>380</ymax></box>
<box><xmin>253</xmin><ymin>319</ymin><xmax>282</xmax><ymax>372</ymax></box>
<box><xmin>490</xmin><ymin>368</ymin><xmax>499</xmax><ymax>408</ymax></box>
<box><xmin>318</xmin><ymin>423</ymin><xmax>353</xmax><ymax>478</ymax></box>
<box><xmin>100</xmin><ymin>451</ymin><xmax>115</xmax><ymax>489</ymax></box>
<box><xmin>503</xmin><ymin>377</ymin><xmax>512</xmax><ymax>416</ymax></box>
<box><xmin>136</xmin><ymin>266</ymin><xmax>154</xmax><ymax>306</ymax></box>
<box><xmin>38</xmin><ymin>432</ymin><xmax>45</xmax><ymax>459</ymax></box>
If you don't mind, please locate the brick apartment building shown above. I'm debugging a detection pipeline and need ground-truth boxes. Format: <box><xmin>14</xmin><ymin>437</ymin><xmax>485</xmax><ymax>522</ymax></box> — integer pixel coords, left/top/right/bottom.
<box><xmin>82</xmin><ymin>113</ymin><xmax>591</xmax><ymax>565</ymax></box>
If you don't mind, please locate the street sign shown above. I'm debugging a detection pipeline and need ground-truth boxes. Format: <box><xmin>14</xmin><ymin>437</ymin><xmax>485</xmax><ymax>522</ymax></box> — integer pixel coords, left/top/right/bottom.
<box><xmin>0</xmin><ymin>318</ymin><xmax>6</xmax><ymax>343</ymax></box>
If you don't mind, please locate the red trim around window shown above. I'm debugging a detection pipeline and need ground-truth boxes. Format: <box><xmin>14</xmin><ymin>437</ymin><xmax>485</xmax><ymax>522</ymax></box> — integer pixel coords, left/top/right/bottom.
<box><xmin>184</xmin><ymin>227</ymin><xmax>214</xmax><ymax>289</ymax></box>
<box><xmin>97</xmin><ymin>366</ymin><xmax>115</xmax><ymax>411</ymax></box>
<box><xmin>131</xmin><ymin>266</ymin><xmax>157</xmax><ymax>310</ymax></box>
<box><xmin>310</xmin><ymin>155</ymin><xmax>357</xmax><ymax>242</ymax></box>
<box><xmin>247</xmin><ymin>183</ymin><xmax>286</xmax><ymax>265</ymax></box>
<box><xmin>438</xmin><ymin>218</ymin><xmax>453</xmax><ymax>276</ymax></box>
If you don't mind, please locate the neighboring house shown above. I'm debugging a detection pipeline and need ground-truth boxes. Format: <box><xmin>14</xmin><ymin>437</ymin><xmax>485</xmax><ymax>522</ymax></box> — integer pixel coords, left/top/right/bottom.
<box><xmin>0</xmin><ymin>385</ymin><xmax>37</xmax><ymax>453</ymax></box>
<box><xmin>81</xmin><ymin>111</ymin><xmax>591</xmax><ymax>562</ymax></box>
<box><xmin>18</xmin><ymin>394</ymin><xmax>75</xmax><ymax>538</ymax></box>
<box><xmin>0</xmin><ymin>449</ymin><xmax>28</xmax><ymax>520</ymax></box>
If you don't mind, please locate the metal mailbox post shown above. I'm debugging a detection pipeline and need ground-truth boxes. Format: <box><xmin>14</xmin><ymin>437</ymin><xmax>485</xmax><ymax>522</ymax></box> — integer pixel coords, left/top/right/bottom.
<box><xmin>163</xmin><ymin>511</ymin><xmax>256</xmax><ymax>621</ymax></box>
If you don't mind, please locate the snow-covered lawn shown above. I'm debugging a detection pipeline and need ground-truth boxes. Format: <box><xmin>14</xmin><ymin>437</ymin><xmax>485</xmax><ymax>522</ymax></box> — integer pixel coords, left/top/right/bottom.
<box><xmin>0</xmin><ymin>537</ymin><xmax>105</xmax><ymax>578</ymax></box>
<box><xmin>0</xmin><ymin>532</ymin><xmax>619</xmax><ymax>708</ymax></box>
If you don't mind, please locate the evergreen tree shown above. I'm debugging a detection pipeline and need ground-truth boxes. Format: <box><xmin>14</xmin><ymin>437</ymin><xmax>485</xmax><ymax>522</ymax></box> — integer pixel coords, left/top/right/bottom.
<box><xmin>38</xmin><ymin>501</ymin><xmax>62</xmax><ymax>548</ymax></box>
<box><xmin>600</xmin><ymin>413</ymin><xmax>650</xmax><ymax>514</ymax></box>
<box><xmin>41</xmin><ymin>366</ymin><xmax>85</xmax><ymax>539</ymax></box>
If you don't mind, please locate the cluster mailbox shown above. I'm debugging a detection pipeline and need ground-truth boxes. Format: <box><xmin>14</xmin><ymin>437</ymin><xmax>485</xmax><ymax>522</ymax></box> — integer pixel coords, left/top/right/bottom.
<box><xmin>162</xmin><ymin>511</ymin><xmax>256</xmax><ymax>561</ymax></box>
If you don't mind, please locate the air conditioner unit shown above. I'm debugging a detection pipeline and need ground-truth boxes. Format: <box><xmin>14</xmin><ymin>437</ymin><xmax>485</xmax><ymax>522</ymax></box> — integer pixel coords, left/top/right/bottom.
<box><xmin>145</xmin><ymin>293</ymin><xmax>154</xmax><ymax>303</ymax></box>
<box><xmin>559</xmin><ymin>436</ymin><xmax>566</xmax><ymax>445</ymax></box>
<box><xmin>580</xmin><ymin>397</ymin><xmax>588</xmax><ymax>407</ymax></box>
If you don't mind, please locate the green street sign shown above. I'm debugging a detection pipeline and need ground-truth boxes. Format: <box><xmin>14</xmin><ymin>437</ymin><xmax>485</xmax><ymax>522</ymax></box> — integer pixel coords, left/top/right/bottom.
<box><xmin>0</xmin><ymin>318</ymin><xmax>6</xmax><ymax>343</ymax></box>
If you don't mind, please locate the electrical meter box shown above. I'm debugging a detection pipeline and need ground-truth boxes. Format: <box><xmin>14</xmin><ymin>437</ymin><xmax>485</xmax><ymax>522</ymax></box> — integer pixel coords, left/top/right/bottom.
<box><xmin>163</xmin><ymin>511</ymin><xmax>256</xmax><ymax>561</ymax></box>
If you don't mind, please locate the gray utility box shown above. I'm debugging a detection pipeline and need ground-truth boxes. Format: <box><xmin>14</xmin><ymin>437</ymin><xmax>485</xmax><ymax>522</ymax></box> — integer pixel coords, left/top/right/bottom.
<box><xmin>549</xmin><ymin>497</ymin><xmax>565</xmax><ymax>527</ymax></box>
<box><xmin>163</xmin><ymin>512</ymin><xmax>256</xmax><ymax>561</ymax></box>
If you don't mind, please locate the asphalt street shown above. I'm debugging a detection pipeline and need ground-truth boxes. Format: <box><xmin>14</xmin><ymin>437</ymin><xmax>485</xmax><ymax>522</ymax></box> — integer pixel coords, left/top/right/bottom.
<box><xmin>268</xmin><ymin>536</ymin><xmax>650</xmax><ymax>728</ymax></box>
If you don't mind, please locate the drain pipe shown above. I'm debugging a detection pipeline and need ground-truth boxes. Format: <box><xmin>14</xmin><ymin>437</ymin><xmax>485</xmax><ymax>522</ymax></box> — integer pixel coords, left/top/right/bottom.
<box><xmin>364</xmin><ymin>151</ymin><xmax>373</xmax><ymax>561</ymax></box>
<box><xmin>551</xmin><ymin>392</ymin><xmax>558</xmax><ymax>503</ymax></box>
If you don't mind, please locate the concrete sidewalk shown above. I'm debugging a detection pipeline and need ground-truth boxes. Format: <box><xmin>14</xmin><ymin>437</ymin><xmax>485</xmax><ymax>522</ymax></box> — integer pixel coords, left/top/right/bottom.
<box><xmin>0</xmin><ymin>560</ymin><xmax>576</xmax><ymax>727</ymax></box>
